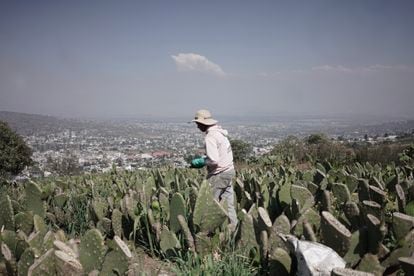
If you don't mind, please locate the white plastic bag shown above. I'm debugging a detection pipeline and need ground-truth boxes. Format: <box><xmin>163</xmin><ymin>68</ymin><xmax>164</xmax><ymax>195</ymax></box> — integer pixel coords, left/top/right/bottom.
<box><xmin>280</xmin><ymin>234</ymin><xmax>346</xmax><ymax>276</ymax></box>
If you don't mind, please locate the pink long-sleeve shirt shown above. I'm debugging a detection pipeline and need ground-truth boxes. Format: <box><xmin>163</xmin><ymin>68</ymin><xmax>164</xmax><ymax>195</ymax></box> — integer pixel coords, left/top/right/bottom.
<box><xmin>204</xmin><ymin>125</ymin><xmax>234</xmax><ymax>176</ymax></box>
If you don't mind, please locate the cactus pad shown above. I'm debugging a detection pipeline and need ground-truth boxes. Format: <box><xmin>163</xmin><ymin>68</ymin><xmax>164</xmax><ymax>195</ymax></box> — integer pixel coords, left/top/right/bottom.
<box><xmin>366</xmin><ymin>214</ymin><xmax>385</xmax><ymax>254</ymax></box>
<box><xmin>357</xmin><ymin>253</ymin><xmax>385</xmax><ymax>276</ymax></box>
<box><xmin>195</xmin><ymin>231</ymin><xmax>211</xmax><ymax>256</ymax></box>
<box><xmin>24</xmin><ymin>181</ymin><xmax>45</xmax><ymax>218</ymax></box>
<box><xmin>17</xmin><ymin>248</ymin><xmax>35</xmax><ymax>276</ymax></box>
<box><xmin>344</xmin><ymin>201</ymin><xmax>361</xmax><ymax>230</ymax></box>
<box><xmin>268</xmin><ymin>247</ymin><xmax>291</xmax><ymax>276</ymax></box>
<box><xmin>362</xmin><ymin>200</ymin><xmax>383</xmax><ymax>220</ymax></box>
<box><xmin>79</xmin><ymin>229</ymin><xmax>106</xmax><ymax>273</ymax></box>
<box><xmin>398</xmin><ymin>257</ymin><xmax>414</xmax><ymax>275</ymax></box>
<box><xmin>331</xmin><ymin>267</ymin><xmax>374</xmax><ymax>276</ymax></box>
<box><xmin>91</xmin><ymin>199</ymin><xmax>108</xmax><ymax>222</ymax></box>
<box><xmin>321</xmin><ymin>211</ymin><xmax>352</xmax><ymax>257</ymax></box>
<box><xmin>113</xmin><ymin>236</ymin><xmax>132</xmax><ymax>258</ymax></box>
<box><xmin>54</xmin><ymin>250</ymin><xmax>83</xmax><ymax>275</ymax></box>
<box><xmin>100</xmin><ymin>250</ymin><xmax>129</xmax><ymax>276</ymax></box>
<box><xmin>269</xmin><ymin>214</ymin><xmax>290</xmax><ymax>251</ymax></box>
<box><xmin>405</xmin><ymin>200</ymin><xmax>414</xmax><ymax>217</ymax></box>
<box><xmin>15</xmin><ymin>212</ymin><xmax>34</xmax><ymax>235</ymax></box>
<box><xmin>0</xmin><ymin>194</ymin><xmax>15</xmax><ymax>231</ymax></box>
<box><xmin>294</xmin><ymin>208</ymin><xmax>320</xmax><ymax>237</ymax></box>
<box><xmin>111</xmin><ymin>209</ymin><xmax>123</xmax><ymax>238</ymax></box>
<box><xmin>369</xmin><ymin>185</ymin><xmax>386</xmax><ymax>206</ymax></box>
<box><xmin>53</xmin><ymin>240</ymin><xmax>77</xmax><ymax>258</ymax></box>
<box><xmin>27</xmin><ymin>248</ymin><xmax>56</xmax><ymax>275</ymax></box>
<box><xmin>290</xmin><ymin>184</ymin><xmax>314</xmax><ymax>212</ymax></box>
<box><xmin>193</xmin><ymin>181</ymin><xmax>228</xmax><ymax>232</ymax></box>
<box><xmin>177</xmin><ymin>214</ymin><xmax>195</xmax><ymax>251</ymax></box>
<box><xmin>258</xmin><ymin>207</ymin><xmax>272</xmax><ymax>233</ymax></box>
<box><xmin>160</xmin><ymin>227</ymin><xmax>181</xmax><ymax>253</ymax></box>
<box><xmin>170</xmin><ymin>193</ymin><xmax>186</xmax><ymax>233</ymax></box>
<box><xmin>237</xmin><ymin>210</ymin><xmax>259</xmax><ymax>252</ymax></box>
<box><xmin>343</xmin><ymin>229</ymin><xmax>366</xmax><ymax>267</ymax></box>
<box><xmin>332</xmin><ymin>183</ymin><xmax>351</xmax><ymax>203</ymax></box>
<box><xmin>392</xmin><ymin>212</ymin><xmax>414</xmax><ymax>241</ymax></box>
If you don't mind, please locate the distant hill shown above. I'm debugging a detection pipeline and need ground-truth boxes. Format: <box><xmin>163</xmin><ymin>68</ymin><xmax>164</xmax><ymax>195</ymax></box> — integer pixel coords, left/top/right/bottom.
<box><xmin>0</xmin><ymin>111</ymin><xmax>149</xmax><ymax>138</ymax></box>
<box><xmin>1</xmin><ymin>110</ymin><xmax>413</xmax><ymax>139</ymax></box>
<box><xmin>0</xmin><ymin>111</ymin><xmax>89</xmax><ymax>136</ymax></box>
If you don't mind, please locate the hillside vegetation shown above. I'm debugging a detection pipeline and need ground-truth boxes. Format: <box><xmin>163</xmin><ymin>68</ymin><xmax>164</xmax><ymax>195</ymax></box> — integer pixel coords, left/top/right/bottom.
<box><xmin>0</xmin><ymin>139</ymin><xmax>414</xmax><ymax>275</ymax></box>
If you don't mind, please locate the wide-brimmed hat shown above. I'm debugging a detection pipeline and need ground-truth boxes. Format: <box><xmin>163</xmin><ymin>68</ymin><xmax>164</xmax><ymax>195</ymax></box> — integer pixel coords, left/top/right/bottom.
<box><xmin>192</xmin><ymin>109</ymin><xmax>218</xmax><ymax>126</ymax></box>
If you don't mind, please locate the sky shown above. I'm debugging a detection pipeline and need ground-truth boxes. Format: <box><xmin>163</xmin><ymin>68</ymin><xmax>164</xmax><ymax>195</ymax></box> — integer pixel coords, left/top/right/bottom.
<box><xmin>0</xmin><ymin>0</ymin><xmax>414</xmax><ymax>119</ymax></box>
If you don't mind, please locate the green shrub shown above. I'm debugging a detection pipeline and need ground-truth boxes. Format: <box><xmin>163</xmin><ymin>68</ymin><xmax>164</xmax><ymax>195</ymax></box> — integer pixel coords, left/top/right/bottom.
<box><xmin>270</xmin><ymin>134</ymin><xmax>354</xmax><ymax>166</ymax></box>
<box><xmin>353</xmin><ymin>142</ymin><xmax>407</xmax><ymax>165</ymax></box>
<box><xmin>0</xmin><ymin>121</ymin><xmax>33</xmax><ymax>180</ymax></box>
<box><xmin>230</xmin><ymin>139</ymin><xmax>253</xmax><ymax>163</ymax></box>
<box><xmin>268</xmin><ymin>134</ymin><xmax>412</xmax><ymax>167</ymax></box>
<box><xmin>173</xmin><ymin>250</ymin><xmax>257</xmax><ymax>276</ymax></box>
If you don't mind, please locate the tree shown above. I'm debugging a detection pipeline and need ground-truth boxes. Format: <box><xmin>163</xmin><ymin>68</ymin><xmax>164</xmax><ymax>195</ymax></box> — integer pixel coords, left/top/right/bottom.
<box><xmin>45</xmin><ymin>151</ymin><xmax>81</xmax><ymax>176</ymax></box>
<box><xmin>0</xmin><ymin>121</ymin><xmax>33</xmax><ymax>179</ymax></box>
<box><xmin>270</xmin><ymin>135</ymin><xmax>306</xmax><ymax>162</ymax></box>
<box><xmin>230</xmin><ymin>139</ymin><xmax>252</xmax><ymax>163</ymax></box>
<box><xmin>306</xmin><ymin>133</ymin><xmax>328</xmax><ymax>145</ymax></box>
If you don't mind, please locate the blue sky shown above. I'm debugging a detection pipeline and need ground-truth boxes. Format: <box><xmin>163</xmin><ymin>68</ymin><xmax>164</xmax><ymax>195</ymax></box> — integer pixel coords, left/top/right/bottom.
<box><xmin>1</xmin><ymin>0</ymin><xmax>413</xmax><ymax>118</ymax></box>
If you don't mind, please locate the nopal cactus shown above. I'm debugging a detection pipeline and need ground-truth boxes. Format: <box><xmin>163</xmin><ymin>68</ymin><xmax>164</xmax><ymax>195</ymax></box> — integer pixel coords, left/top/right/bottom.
<box><xmin>1</xmin><ymin>243</ymin><xmax>17</xmax><ymax>276</ymax></box>
<box><xmin>79</xmin><ymin>229</ymin><xmax>106</xmax><ymax>273</ymax></box>
<box><xmin>331</xmin><ymin>267</ymin><xmax>374</xmax><ymax>276</ymax></box>
<box><xmin>237</xmin><ymin>210</ymin><xmax>259</xmax><ymax>254</ymax></box>
<box><xmin>392</xmin><ymin>212</ymin><xmax>414</xmax><ymax>241</ymax></box>
<box><xmin>357</xmin><ymin>253</ymin><xmax>385</xmax><ymax>276</ymax></box>
<box><xmin>343</xmin><ymin>229</ymin><xmax>367</xmax><ymax>267</ymax></box>
<box><xmin>100</xmin><ymin>235</ymin><xmax>133</xmax><ymax>275</ymax></box>
<box><xmin>0</xmin><ymin>194</ymin><xmax>15</xmax><ymax>231</ymax></box>
<box><xmin>159</xmin><ymin>226</ymin><xmax>181</xmax><ymax>255</ymax></box>
<box><xmin>398</xmin><ymin>257</ymin><xmax>414</xmax><ymax>275</ymax></box>
<box><xmin>193</xmin><ymin>181</ymin><xmax>228</xmax><ymax>232</ymax></box>
<box><xmin>17</xmin><ymin>248</ymin><xmax>35</xmax><ymax>276</ymax></box>
<box><xmin>53</xmin><ymin>240</ymin><xmax>77</xmax><ymax>258</ymax></box>
<box><xmin>320</xmin><ymin>211</ymin><xmax>352</xmax><ymax>257</ymax></box>
<box><xmin>169</xmin><ymin>192</ymin><xmax>186</xmax><ymax>233</ymax></box>
<box><xmin>2</xmin><ymin>152</ymin><xmax>414</xmax><ymax>275</ymax></box>
<box><xmin>332</xmin><ymin>183</ymin><xmax>351</xmax><ymax>204</ymax></box>
<box><xmin>23</xmin><ymin>181</ymin><xmax>45</xmax><ymax>218</ymax></box>
<box><xmin>268</xmin><ymin>247</ymin><xmax>291</xmax><ymax>276</ymax></box>
<box><xmin>290</xmin><ymin>184</ymin><xmax>314</xmax><ymax>213</ymax></box>
<box><xmin>14</xmin><ymin>211</ymin><xmax>34</xmax><ymax>235</ymax></box>
<box><xmin>54</xmin><ymin>250</ymin><xmax>83</xmax><ymax>275</ymax></box>
<box><xmin>366</xmin><ymin>214</ymin><xmax>385</xmax><ymax>255</ymax></box>
<box><xmin>111</xmin><ymin>208</ymin><xmax>124</xmax><ymax>238</ymax></box>
<box><xmin>269</xmin><ymin>213</ymin><xmax>290</xmax><ymax>251</ymax></box>
<box><xmin>27</xmin><ymin>248</ymin><xmax>56</xmax><ymax>276</ymax></box>
<box><xmin>177</xmin><ymin>214</ymin><xmax>195</xmax><ymax>252</ymax></box>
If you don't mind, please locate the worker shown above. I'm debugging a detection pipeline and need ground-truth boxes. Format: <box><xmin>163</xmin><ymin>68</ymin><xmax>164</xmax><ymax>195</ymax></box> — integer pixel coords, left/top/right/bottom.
<box><xmin>190</xmin><ymin>109</ymin><xmax>238</xmax><ymax>228</ymax></box>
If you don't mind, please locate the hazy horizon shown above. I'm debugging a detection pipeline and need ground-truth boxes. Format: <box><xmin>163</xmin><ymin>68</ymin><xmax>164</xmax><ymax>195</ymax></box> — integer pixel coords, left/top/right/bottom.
<box><xmin>1</xmin><ymin>110</ymin><xmax>412</xmax><ymax>126</ymax></box>
<box><xmin>1</xmin><ymin>1</ymin><xmax>414</xmax><ymax>118</ymax></box>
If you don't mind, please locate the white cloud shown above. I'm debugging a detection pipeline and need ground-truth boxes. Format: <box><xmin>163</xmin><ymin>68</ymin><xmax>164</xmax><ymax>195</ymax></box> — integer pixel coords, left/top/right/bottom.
<box><xmin>312</xmin><ymin>64</ymin><xmax>413</xmax><ymax>74</ymax></box>
<box><xmin>171</xmin><ymin>53</ymin><xmax>226</xmax><ymax>77</ymax></box>
<box><xmin>362</xmin><ymin>64</ymin><xmax>412</xmax><ymax>72</ymax></box>
<box><xmin>312</xmin><ymin>65</ymin><xmax>352</xmax><ymax>73</ymax></box>
<box><xmin>259</xmin><ymin>64</ymin><xmax>414</xmax><ymax>78</ymax></box>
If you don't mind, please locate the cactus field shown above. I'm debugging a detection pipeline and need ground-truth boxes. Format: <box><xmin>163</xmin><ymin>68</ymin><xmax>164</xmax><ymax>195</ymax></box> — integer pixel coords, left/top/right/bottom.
<box><xmin>1</xmin><ymin>158</ymin><xmax>414</xmax><ymax>275</ymax></box>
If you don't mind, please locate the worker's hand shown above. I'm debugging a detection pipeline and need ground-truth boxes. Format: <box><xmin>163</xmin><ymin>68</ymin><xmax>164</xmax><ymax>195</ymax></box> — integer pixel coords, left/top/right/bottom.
<box><xmin>190</xmin><ymin>157</ymin><xmax>206</xmax><ymax>168</ymax></box>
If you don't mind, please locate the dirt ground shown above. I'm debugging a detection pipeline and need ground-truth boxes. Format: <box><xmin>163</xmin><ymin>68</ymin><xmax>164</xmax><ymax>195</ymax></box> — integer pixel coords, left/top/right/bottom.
<box><xmin>130</xmin><ymin>247</ymin><xmax>176</xmax><ymax>276</ymax></box>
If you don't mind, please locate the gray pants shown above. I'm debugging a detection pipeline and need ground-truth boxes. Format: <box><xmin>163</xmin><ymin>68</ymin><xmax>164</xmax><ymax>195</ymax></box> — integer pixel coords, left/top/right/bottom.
<box><xmin>207</xmin><ymin>169</ymin><xmax>238</xmax><ymax>226</ymax></box>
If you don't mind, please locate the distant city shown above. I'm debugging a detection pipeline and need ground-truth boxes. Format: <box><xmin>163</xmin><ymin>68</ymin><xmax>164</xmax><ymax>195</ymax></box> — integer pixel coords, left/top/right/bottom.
<box><xmin>1</xmin><ymin>111</ymin><xmax>413</xmax><ymax>178</ymax></box>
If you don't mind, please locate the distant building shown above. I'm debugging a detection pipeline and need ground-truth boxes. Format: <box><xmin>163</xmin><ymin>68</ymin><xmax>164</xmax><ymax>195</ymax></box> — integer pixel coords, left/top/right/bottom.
<box><xmin>152</xmin><ymin>151</ymin><xmax>172</xmax><ymax>158</ymax></box>
<box><xmin>141</xmin><ymin>153</ymin><xmax>153</xmax><ymax>159</ymax></box>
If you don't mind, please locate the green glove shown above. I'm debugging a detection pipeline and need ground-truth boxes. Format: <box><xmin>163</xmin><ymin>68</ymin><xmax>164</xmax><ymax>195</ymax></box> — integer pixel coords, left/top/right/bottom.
<box><xmin>191</xmin><ymin>157</ymin><xmax>206</xmax><ymax>168</ymax></box>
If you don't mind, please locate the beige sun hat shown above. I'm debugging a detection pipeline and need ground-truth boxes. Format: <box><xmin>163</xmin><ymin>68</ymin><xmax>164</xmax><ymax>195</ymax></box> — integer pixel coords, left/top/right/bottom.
<box><xmin>192</xmin><ymin>109</ymin><xmax>218</xmax><ymax>126</ymax></box>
